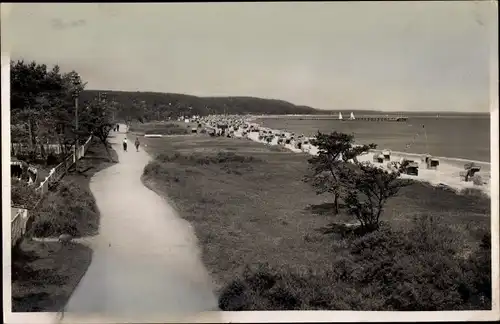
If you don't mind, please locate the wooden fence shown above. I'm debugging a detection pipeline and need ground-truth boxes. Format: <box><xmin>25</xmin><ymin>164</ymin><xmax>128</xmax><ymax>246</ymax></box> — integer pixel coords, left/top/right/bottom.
<box><xmin>11</xmin><ymin>135</ymin><xmax>93</xmax><ymax>246</ymax></box>
<box><xmin>11</xmin><ymin>207</ymin><xmax>29</xmax><ymax>247</ymax></box>
<box><xmin>35</xmin><ymin>135</ymin><xmax>93</xmax><ymax>195</ymax></box>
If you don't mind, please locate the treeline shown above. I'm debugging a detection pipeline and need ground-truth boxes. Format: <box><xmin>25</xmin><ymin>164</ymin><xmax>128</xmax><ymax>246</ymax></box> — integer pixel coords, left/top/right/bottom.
<box><xmin>80</xmin><ymin>90</ymin><xmax>321</xmax><ymax>122</ymax></box>
<box><xmin>10</xmin><ymin>60</ymin><xmax>115</xmax><ymax>164</ymax></box>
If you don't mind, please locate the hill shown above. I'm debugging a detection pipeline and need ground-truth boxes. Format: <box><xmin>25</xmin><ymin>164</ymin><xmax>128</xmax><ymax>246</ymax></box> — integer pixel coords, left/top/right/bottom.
<box><xmin>80</xmin><ymin>90</ymin><xmax>322</xmax><ymax>122</ymax></box>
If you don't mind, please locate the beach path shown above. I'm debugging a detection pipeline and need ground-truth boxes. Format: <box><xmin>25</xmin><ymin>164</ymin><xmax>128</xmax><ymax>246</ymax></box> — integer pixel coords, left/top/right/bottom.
<box><xmin>60</xmin><ymin>125</ymin><xmax>218</xmax><ymax>323</ymax></box>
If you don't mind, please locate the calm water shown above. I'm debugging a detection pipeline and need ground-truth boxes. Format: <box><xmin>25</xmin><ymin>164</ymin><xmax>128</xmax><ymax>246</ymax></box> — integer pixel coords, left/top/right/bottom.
<box><xmin>257</xmin><ymin>114</ymin><xmax>491</xmax><ymax>162</ymax></box>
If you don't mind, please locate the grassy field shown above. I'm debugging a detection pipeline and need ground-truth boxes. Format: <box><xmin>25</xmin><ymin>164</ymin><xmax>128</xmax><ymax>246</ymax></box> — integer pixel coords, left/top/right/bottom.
<box><xmin>11</xmin><ymin>138</ymin><xmax>118</xmax><ymax>312</ymax></box>
<box><xmin>137</xmin><ymin>130</ymin><xmax>491</xmax><ymax>311</ymax></box>
<box><xmin>128</xmin><ymin>121</ymin><xmax>191</xmax><ymax>135</ymax></box>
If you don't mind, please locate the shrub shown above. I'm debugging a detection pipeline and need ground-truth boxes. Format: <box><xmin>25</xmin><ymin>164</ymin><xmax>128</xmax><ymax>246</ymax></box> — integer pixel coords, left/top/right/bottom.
<box><xmin>11</xmin><ymin>178</ymin><xmax>39</xmax><ymax>209</ymax></box>
<box><xmin>343</xmin><ymin>163</ymin><xmax>408</xmax><ymax>232</ymax></box>
<box><xmin>30</xmin><ymin>180</ymin><xmax>98</xmax><ymax>237</ymax></box>
<box><xmin>219</xmin><ymin>216</ymin><xmax>491</xmax><ymax>310</ymax></box>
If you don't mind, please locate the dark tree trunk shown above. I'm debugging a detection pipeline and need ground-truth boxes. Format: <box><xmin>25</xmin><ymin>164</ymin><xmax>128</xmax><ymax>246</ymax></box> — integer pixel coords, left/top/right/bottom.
<box><xmin>334</xmin><ymin>193</ymin><xmax>339</xmax><ymax>215</ymax></box>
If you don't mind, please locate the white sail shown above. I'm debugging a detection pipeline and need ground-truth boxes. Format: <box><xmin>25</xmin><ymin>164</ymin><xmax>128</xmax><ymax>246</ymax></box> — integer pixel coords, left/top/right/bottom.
<box><xmin>350</xmin><ymin>112</ymin><xmax>355</xmax><ymax>120</ymax></box>
<box><xmin>338</xmin><ymin>112</ymin><xmax>343</xmax><ymax>120</ymax></box>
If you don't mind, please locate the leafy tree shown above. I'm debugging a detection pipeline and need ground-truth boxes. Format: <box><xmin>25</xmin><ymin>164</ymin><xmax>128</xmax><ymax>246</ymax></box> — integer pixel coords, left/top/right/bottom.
<box><xmin>10</xmin><ymin>60</ymin><xmax>88</xmax><ymax>162</ymax></box>
<box><xmin>343</xmin><ymin>162</ymin><xmax>409</xmax><ymax>232</ymax></box>
<box><xmin>305</xmin><ymin>132</ymin><xmax>376</xmax><ymax>215</ymax></box>
<box><xmin>10</xmin><ymin>60</ymin><xmax>66</xmax><ymax>151</ymax></box>
<box><xmin>79</xmin><ymin>95</ymin><xmax>114</xmax><ymax>162</ymax></box>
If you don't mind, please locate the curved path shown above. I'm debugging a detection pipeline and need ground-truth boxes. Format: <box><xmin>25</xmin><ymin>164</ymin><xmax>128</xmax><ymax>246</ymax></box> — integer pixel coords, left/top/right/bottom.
<box><xmin>60</xmin><ymin>125</ymin><xmax>219</xmax><ymax>323</ymax></box>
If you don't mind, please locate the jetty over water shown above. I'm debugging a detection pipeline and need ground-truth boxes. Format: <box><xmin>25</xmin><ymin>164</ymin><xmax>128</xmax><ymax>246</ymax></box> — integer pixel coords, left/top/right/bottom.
<box><xmin>294</xmin><ymin>115</ymin><xmax>408</xmax><ymax>122</ymax></box>
<box><xmin>346</xmin><ymin>116</ymin><xmax>408</xmax><ymax>122</ymax></box>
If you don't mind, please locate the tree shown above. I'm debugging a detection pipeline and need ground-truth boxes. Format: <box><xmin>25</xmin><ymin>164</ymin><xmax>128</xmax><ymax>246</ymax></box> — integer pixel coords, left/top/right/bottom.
<box><xmin>305</xmin><ymin>131</ymin><xmax>377</xmax><ymax>215</ymax></box>
<box><xmin>11</xmin><ymin>60</ymin><xmax>64</xmax><ymax>152</ymax></box>
<box><xmin>343</xmin><ymin>162</ymin><xmax>409</xmax><ymax>232</ymax></box>
<box><xmin>10</xmin><ymin>60</ymin><xmax>81</xmax><ymax>161</ymax></box>
<box><xmin>79</xmin><ymin>95</ymin><xmax>114</xmax><ymax>162</ymax></box>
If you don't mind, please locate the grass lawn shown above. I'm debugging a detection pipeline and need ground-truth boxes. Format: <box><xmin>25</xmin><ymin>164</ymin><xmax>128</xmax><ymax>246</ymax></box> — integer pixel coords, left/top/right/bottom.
<box><xmin>138</xmin><ymin>132</ymin><xmax>491</xmax><ymax>311</ymax></box>
<box><xmin>128</xmin><ymin>121</ymin><xmax>192</xmax><ymax>135</ymax></box>
<box><xmin>11</xmin><ymin>137</ymin><xmax>118</xmax><ymax>312</ymax></box>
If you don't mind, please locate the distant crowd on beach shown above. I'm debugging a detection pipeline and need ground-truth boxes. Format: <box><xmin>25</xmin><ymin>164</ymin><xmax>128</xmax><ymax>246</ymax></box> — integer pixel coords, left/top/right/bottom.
<box><xmin>191</xmin><ymin>114</ymin><xmax>490</xmax><ymax>196</ymax></box>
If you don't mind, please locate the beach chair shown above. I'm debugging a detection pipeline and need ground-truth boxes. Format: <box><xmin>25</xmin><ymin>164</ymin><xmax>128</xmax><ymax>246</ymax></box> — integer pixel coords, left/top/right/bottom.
<box><xmin>403</xmin><ymin>161</ymin><xmax>419</xmax><ymax>176</ymax></box>
<box><xmin>399</xmin><ymin>158</ymin><xmax>418</xmax><ymax>176</ymax></box>
<box><xmin>373</xmin><ymin>153</ymin><xmax>384</xmax><ymax>163</ymax></box>
<box><xmin>426</xmin><ymin>157</ymin><xmax>440</xmax><ymax>170</ymax></box>
<box><xmin>460</xmin><ymin>163</ymin><xmax>481</xmax><ymax>182</ymax></box>
<box><xmin>382</xmin><ymin>150</ymin><xmax>391</xmax><ymax>161</ymax></box>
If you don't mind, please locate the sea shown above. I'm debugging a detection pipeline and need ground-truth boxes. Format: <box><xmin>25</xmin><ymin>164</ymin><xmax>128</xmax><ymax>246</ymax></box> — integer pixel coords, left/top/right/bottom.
<box><xmin>256</xmin><ymin>112</ymin><xmax>491</xmax><ymax>163</ymax></box>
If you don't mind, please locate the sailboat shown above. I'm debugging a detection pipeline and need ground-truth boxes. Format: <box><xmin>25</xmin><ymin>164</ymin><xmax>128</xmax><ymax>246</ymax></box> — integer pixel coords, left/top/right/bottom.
<box><xmin>338</xmin><ymin>112</ymin><xmax>343</xmax><ymax>120</ymax></box>
<box><xmin>350</xmin><ymin>112</ymin><xmax>355</xmax><ymax>120</ymax></box>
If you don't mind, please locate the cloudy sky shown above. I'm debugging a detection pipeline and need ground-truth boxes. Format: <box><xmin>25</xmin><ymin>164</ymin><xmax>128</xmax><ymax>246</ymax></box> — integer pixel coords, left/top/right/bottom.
<box><xmin>1</xmin><ymin>2</ymin><xmax>496</xmax><ymax>112</ymax></box>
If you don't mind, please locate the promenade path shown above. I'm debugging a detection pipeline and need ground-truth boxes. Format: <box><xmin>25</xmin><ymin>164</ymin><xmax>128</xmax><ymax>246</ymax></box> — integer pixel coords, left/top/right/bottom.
<box><xmin>59</xmin><ymin>125</ymin><xmax>219</xmax><ymax>323</ymax></box>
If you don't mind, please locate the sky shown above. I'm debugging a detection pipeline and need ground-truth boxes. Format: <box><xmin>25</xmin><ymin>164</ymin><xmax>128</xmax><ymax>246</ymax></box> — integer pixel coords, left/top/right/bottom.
<box><xmin>1</xmin><ymin>2</ymin><xmax>497</xmax><ymax>112</ymax></box>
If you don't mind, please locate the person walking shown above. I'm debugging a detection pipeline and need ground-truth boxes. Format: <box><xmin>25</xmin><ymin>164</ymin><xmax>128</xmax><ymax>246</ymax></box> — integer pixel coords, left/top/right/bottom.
<box><xmin>123</xmin><ymin>137</ymin><xmax>128</xmax><ymax>152</ymax></box>
<box><xmin>134</xmin><ymin>137</ymin><xmax>140</xmax><ymax>152</ymax></box>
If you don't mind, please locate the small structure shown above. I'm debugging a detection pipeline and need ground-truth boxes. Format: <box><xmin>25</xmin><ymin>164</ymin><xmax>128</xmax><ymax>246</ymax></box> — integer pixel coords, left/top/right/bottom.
<box><xmin>191</xmin><ymin>127</ymin><xmax>197</xmax><ymax>134</ymax></box>
<box><xmin>460</xmin><ymin>162</ymin><xmax>481</xmax><ymax>182</ymax></box>
<box><xmin>382</xmin><ymin>150</ymin><xmax>391</xmax><ymax>161</ymax></box>
<box><xmin>373</xmin><ymin>153</ymin><xmax>385</xmax><ymax>163</ymax></box>
<box><xmin>400</xmin><ymin>159</ymin><xmax>419</xmax><ymax>176</ymax></box>
<box><xmin>423</xmin><ymin>154</ymin><xmax>440</xmax><ymax>170</ymax></box>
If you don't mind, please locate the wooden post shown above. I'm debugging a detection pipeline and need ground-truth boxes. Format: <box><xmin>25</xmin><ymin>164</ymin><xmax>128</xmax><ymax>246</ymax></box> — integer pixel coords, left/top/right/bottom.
<box><xmin>73</xmin><ymin>94</ymin><xmax>79</xmax><ymax>171</ymax></box>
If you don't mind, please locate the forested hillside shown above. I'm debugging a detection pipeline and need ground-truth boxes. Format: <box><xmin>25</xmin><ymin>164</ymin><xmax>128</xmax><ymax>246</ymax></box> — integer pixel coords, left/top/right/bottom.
<box><xmin>80</xmin><ymin>90</ymin><xmax>321</xmax><ymax>122</ymax></box>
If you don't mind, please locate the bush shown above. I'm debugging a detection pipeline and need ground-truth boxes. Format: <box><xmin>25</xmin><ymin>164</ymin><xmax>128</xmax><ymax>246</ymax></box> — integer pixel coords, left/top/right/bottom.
<box><xmin>219</xmin><ymin>216</ymin><xmax>491</xmax><ymax>310</ymax></box>
<box><xmin>30</xmin><ymin>180</ymin><xmax>98</xmax><ymax>237</ymax></box>
<box><xmin>11</xmin><ymin>178</ymin><xmax>39</xmax><ymax>209</ymax></box>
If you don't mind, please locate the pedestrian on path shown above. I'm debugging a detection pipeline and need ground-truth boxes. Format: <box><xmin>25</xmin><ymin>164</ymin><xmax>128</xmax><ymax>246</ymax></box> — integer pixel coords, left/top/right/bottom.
<box><xmin>123</xmin><ymin>137</ymin><xmax>128</xmax><ymax>152</ymax></box>
<box><xmin>135</xmin><ymin>137</ymin><xmax>140</xmax><ymax>152</ymax></box>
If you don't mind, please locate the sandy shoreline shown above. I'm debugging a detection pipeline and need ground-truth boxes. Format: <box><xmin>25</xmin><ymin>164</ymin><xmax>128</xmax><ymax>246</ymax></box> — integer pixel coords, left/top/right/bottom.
<box><xmin>228</xmin><ymin>116</ymin><xmax>491</xmax><ymax>198</ymax></box>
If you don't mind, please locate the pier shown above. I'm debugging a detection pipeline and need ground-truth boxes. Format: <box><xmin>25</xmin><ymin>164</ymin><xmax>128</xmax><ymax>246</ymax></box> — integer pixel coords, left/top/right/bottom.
<box><xmin>295</xmin><ymin>115</ymin><xmax>408</xmax><ymax>122</ymax></box>
<box><xmin>344</xmin><ymin>116</ymin><xmax>408</xmax><ymax>122</ymax></box>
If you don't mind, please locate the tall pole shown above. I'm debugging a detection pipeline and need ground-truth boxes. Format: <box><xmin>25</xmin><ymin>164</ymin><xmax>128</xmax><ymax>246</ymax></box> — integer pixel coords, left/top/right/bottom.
<box><xmin>74</xmin><ymin>94</ymin><xmax>79</xmax><ymax>171</ymax></box>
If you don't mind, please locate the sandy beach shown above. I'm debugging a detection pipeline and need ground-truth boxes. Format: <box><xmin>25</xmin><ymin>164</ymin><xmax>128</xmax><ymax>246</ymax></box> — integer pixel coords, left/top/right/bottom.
<box><xmin>204</xmin><ymin>115</ymin><xmax>491</xmax><ymax>197</ymax></box>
